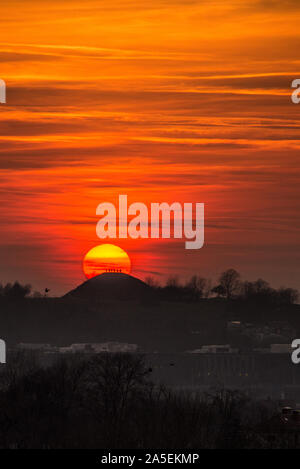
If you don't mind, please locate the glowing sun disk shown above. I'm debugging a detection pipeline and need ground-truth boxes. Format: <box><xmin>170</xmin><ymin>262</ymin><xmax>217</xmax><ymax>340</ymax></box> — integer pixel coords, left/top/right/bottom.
<box><xmin>83</xmin><ymin>244</ymin><xmax>131</xmax><ymax>279</ymax></box>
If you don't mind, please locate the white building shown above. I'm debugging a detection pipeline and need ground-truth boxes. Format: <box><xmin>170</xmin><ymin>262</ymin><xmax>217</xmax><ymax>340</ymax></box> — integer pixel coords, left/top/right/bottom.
<box><xmin>16</xmin><ymin>343</ymin><xmax>56</xmax><ymax>352</ymax></box>
<box><xmin>187</xmin><ymin>344</ymin><xmax>238</xmax><ymax>354</ymax></box>
<box><xmin>59</xmin><ymin>342</ymin><xmax>138</xmax><ymax>354</ymax></box>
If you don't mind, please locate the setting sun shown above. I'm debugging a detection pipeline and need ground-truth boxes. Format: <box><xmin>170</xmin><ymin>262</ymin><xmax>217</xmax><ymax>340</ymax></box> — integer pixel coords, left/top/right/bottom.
<box><xmin>83</xmin><ymin>244</ymin><xmax>131</xmax><ymax>279</ymax></box>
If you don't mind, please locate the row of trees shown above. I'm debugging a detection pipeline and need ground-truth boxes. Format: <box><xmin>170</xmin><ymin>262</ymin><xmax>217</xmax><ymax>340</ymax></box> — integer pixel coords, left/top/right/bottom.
<box><xmin>1</xmin><ymin>271</ymin><xmax>298</xmax><ymax>305</ymax></box>
<box><xmin>0</xmin><ymin>352</ymin><xmax>294</xmax><ymax>449</ymax></box>
<box><xmin>213</xmin><ymin>269</ymin><xmax>299</xmax><ymax>305</ymax></box>
<box><xmin>146</xmin><ymin>269</ymin><xmax>299</xmax><ymax>305</ymax></box>
<box><xmin>0</xmin><ymin>282</ymin><xmax>32</xmax><ymax>300</ymax></box>
<box><xmin>0</xmin><ymin>282</ymin><xmax>50</xmax><ymax>300</ymax></box>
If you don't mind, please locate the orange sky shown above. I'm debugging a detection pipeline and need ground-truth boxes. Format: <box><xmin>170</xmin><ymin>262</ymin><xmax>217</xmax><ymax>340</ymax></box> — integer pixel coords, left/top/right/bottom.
<box><xmin>0</xmin><ymin>0</ymin><xmax>300</xmax><ymax>294</ymax></box>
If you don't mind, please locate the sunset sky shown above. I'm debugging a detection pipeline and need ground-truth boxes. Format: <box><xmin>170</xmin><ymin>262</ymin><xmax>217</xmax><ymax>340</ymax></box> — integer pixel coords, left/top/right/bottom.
<box><xmin>0</xmin><ymin>0</ymin><xmax>300</xmax><ymax>295</ymax></box>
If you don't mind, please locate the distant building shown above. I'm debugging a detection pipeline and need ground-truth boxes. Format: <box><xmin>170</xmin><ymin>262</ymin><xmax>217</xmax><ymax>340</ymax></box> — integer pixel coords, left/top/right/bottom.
<box><xmin>91</xmin><ymin>342</ymin><xmax>138</xmax><ymax>353</ymax></box>
<box><xmin>59</xmin><ymin>343</ymin><xmax>94</xmax><ymax>353</ymax></box>
<box><xmin>227</xmin><ymin>320</ymin><xmax>296</xmax><ymax>345</ymax></box>
<box><xmin>187</xmin><ymin>344</ymin><xmax>238</xmax><ymax>354</ymax></box>
<box><xmin>270</xmin><ymin>343</ymin><xmax>293</xmax><ymax>354</ymax></box>
<box><xmin>59</xmin><ymin>342</ymin><xmax>138</xmax><ymax>354</ymax></box>
<box><xmin>16</xmin><ymin>343</ymin><xmax>56</xmax><ymax>352</ymax></box>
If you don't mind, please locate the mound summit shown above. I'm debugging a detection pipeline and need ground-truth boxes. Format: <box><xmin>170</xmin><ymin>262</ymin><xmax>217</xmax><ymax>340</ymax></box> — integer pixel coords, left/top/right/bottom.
<box><xmin>64</xmin><ymin>272</ymin><xmax>154</xmax><ymax>301</ymax></box>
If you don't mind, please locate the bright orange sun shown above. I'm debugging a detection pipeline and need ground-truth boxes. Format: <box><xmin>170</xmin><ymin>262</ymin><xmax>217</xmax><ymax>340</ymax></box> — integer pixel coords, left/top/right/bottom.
<box><xmin>83</xmin><ymin>244</ymin><xmax>131</xmax><ymax>279</ymax></box>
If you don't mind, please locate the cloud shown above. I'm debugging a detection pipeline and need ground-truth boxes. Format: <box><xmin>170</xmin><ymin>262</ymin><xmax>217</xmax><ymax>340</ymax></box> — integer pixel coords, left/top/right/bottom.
<box><xmin>0</xmin><ymin>51</ymin><xmax>61</xmax><ymax>63</ymax></box>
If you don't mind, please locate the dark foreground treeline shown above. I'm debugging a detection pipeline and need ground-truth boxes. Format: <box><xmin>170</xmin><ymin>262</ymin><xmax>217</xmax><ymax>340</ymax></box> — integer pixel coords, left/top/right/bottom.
<box><xmin>0</xmin><ymin>353</ymin><xmax>298</xmax><ymax>449</ymax></box>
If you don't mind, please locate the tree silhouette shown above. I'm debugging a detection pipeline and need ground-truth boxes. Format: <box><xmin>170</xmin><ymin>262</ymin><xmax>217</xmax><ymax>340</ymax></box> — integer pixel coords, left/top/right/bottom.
<box><xmin>0</xmin><ymin>281</ymin><xmax>31</xmax><ymax>300</ymax></box>
<box><xmin>214</xmin><ymin>269</ymin><xmax>241</xmax><ymax>299</ymax></box>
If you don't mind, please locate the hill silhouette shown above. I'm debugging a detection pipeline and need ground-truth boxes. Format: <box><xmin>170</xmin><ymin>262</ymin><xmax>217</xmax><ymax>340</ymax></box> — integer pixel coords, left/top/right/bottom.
<box><xmin>64</xmin><ymin>272</ymin><xmax>154</xmax><ymax>302</ymax></box>
<box><xmin>0</xmin><ymin>273</ymin><xmax>299</xmax><ymax>351</ymax></box>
